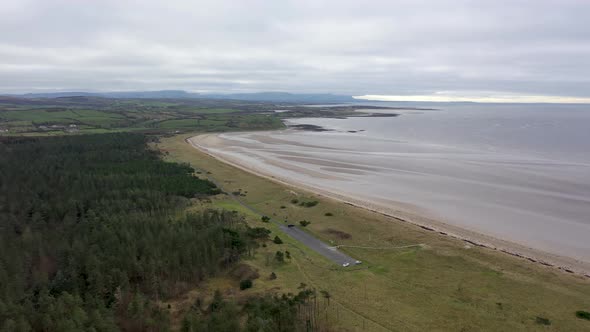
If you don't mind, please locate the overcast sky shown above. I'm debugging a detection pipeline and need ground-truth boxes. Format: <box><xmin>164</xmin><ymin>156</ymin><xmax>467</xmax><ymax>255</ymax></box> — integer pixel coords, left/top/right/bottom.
<box><xmin>1</xmin><ymin>0</ymin><xmax>590</xmax><ymax>102</ymax></box>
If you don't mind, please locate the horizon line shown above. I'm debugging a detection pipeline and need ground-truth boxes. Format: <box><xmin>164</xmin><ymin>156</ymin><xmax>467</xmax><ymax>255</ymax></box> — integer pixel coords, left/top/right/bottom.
<box><xmin>354</xmin><ymin>94</ymin><xmax>590</xmax><ymax>104</ymax></box>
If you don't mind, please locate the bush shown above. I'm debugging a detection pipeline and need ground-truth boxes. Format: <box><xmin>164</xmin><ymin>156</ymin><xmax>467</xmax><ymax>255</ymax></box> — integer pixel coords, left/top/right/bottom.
<box><xmin>261</xmin><ymin>216</ymin><xmax>270</xmax><ymax>223</ymax></box>
<box><xmin>290</xmin><ymin>199</ymin><xmax>299</xmax><ymax>204</ymax></box>
<box><xmin>269</xmin><ymin>272</ymin><xmax>277</xmax><ymax>280</ymax></box>
<box><xmin>240</xmin><ymin>279</ymin><xmax>253</xmax><ymax>290</ymax></box>
<box><xmin>576</xmin><ymin>311</ymin><xmax>590</xmax><ymax>320</ymax></box>
<box><xmin>535</xmin><ymin>317</ymin><xmax>551</xmax><ymax>325</ymax></box>
<box><xmin>299</xmin><ymin>220</ymin><xmax>311</xmax><ymax>227</ymax></box>
<box><xmin>230</xmin><ymin>263</ymin><xmax>260</xmax><ymax>281</ymax></box>
<box><xmin>324</xmin><ymin>212</ymin><xmax>333</xmax><ymax>216</ymax></box>
<box><xmin>275</xmin><ymin>251</ymin><xmax>284</xmax><ymax>262</ymax></box>
<box><xmin>304</xmin><ymin>201</ymin><xmax>319</xmax><ymax>207</ymax></box>
<box><xmin>210</xmin><ymin>188</ymin><xmax>222</xmax><ymax>195</ymax></box>
<box><xmin>273</xmin><ymin>236</ymin><xmax>283</xmax><ymax>244</ymax></box>
<box><xmin>280</xmin><ymin>205</ymin><xmax>286</xmax><ymax>209</ymax></box>
<box><xmin>297</xmin><ymin>200</ymin><xmax>319</xmax><ymax>207</ymax></box>
<box><xmin>247</xmin><ymin>227</ymin><xmax>271</xmax><ymax>240</ymax></box>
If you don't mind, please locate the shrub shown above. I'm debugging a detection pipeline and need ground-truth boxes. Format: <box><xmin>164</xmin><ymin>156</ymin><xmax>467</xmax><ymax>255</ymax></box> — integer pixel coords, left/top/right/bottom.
<box><xmin>297</xmin><ymin>200</ymin><xmax>319</xmax><ymax>207</ymax></box>
<box><xmin>576</xmin><ymin>311</ymin><xmax>590</xmax><ymax>320</ymax></box>
<box><xmin>290</xmin><ymin>199</ymin><xmax>299</xmax><ymax>204</ymax></box>
<box><xmin>535</xmin><ymin>317</ymin><xmax>551</xmax><ymax>325</ymax></box>
<box><xmin>261</xmin><ymin>216</ymin><xmax>270</xmax><ymax>223</ymax></box>
<box><xmin>269</xmin><ymin>272</ymin><xmax>277</xmax><ymax>280</ymax></box>
<box><xmin>299</xmin><ymin>220</ymin><xmax>311</xmax><ymax>227</ymax></box>
<box><xmin>231</xmin><ymin>264</ymin><xmax>260</xmax><ymax>281</ymax></box>
<box><xmin>209</xmin><ymin>188</ymin><xmax>222</xmax><ymax>195</ymax></box>
<box><xmin>240</xmin><ymin>279</ymin><xmax>253</xmax><ymax>290</ymax></box>
<box><xmin>280</xmin><ymin>205</ymin><xmax>286</xmax><ymax>209</ymax></box>
<box><xmin>285</xmin><ymin>251</ymin><xmax>291</xmax><ymax>259</ymax></box>
<box><xmin>324</xmin><ymin>212</ymin><xmax>333</xmax><ymax>216</ymax></box>
<box><xmin>247</xmin><ymin>227</ymin><xmax>271</xmax><ymax>240</ymax></box>
<box><xmin>273</xmin><ymin>236</ymin><xmax>283</xmax><ymax>244</ymax></box>
<box><xmin>275</xmin><ymin>251</ymin><xmax>284</xmax><ymax>262</ymax></box>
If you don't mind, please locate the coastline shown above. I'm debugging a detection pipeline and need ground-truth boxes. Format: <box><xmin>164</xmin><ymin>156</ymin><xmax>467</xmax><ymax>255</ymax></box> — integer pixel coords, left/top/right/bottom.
<box><xmin>188</xmin><ymin>133</ymin><xmax>590</xmax><ymax>277</ymax></box>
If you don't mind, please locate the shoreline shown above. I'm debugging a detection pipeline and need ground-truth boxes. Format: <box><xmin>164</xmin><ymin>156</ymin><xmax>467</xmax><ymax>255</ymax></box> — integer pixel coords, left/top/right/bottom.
<box><xmin>187</xmin><ymin>133</ymin><xmax>590</xmax><ymax>278</ymax></box>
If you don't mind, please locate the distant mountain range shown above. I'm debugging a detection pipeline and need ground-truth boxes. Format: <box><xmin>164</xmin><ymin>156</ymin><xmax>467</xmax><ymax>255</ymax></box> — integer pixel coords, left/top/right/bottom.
<box><xmin>7</xmin><ymin>90</ymin><xmax>356</xmax><ymax>103</ymax></box>
<box><xmin>203</xmin><ymin>92</ymin><xmax>355</xmax><ymax>103</ymax></box>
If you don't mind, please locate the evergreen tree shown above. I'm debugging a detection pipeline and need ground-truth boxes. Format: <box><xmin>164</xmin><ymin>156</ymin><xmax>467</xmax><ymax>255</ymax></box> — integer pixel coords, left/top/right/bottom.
<box><xmin>0</xmin><ymin>134</ymin><xmax>252</xmax><ymax>330</ymax></box>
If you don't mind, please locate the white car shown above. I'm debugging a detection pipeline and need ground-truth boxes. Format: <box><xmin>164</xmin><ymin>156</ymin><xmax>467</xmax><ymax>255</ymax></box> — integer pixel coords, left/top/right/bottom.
<box><xmin>355</xmin><ymin>260</ymin><xmax>362</xmax><ymax>265</ymax></box>
<box><xmin>342</xmin><ymin>263</ymin><xmax>350</xmax><ymax>267</ymax></box>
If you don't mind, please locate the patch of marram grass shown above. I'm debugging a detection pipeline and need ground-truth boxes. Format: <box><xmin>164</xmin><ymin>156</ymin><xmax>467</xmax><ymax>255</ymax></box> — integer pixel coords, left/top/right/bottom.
<box><xmin>160</xmin><ymin>133</ymin><xmax>590</xmax><ymax>332</ymax></box>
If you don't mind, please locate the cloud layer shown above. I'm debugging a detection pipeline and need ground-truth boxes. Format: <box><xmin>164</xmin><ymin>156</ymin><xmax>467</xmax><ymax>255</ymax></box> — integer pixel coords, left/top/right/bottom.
<box><xmin>1</xmin><ymin>0</ymin><xmax>589</xmax><ymax>101</ymax></box>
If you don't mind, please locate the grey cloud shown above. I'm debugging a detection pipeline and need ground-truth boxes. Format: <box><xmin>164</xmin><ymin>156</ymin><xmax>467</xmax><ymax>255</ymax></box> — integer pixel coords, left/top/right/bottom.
<box><xmin>1</xmin><ymin>0</ymin><xmax>589</xmax><ymax>99</ymax></box>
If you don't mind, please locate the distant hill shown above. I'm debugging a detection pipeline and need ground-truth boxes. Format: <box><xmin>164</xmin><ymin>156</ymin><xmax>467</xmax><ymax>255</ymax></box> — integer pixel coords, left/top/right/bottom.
<box><xmin>18</xmin><ymin>90</ymin><xmax>193</xmax><ymax>99</ymax></box>
<box><xmin>6</xmin><ymin>90</ymin><xmax>355</xmax><ymax>103</ymax></box>
<box><xmin>202</xmin><ymin>92</ymin><xmax>355</xmax><ymax>103</ymax></box>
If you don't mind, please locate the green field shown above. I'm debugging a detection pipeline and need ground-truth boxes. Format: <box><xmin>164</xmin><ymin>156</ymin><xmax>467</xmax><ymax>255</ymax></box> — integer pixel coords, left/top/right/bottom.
<box><xmin>0</xmin><ymin>109</ymin><xmax>127</xmax><ymax>131</ymax></box>
<box><xmin>181</xmin><ymin>108</ymin><xmax>239</xmax><ymax>114</ymax></box>
<box><xmin>0</xmin><ymin>97</ymin><xmax>287</xmax><ymax>135</ymax></box>
<box><xmin>0</xmin><ymin>96</ymin><xmax>393</xmax><ymax>136</ymax></box>
<box><xmin>155</xmin><ymin>114</ymin><xmax>284</xmax><ymax>132</ymax></box>
<box><xmin>159</xmin><ymin>133</ymin><xmax>590</xmax><ymax>332</ymax></box>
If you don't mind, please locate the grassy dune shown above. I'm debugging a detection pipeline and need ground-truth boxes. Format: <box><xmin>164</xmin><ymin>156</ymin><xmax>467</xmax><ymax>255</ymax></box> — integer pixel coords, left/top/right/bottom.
<box><xmin>159</xmin><ymin>133</ymin><xmax>590</xmax><ymax>332</ymax></box>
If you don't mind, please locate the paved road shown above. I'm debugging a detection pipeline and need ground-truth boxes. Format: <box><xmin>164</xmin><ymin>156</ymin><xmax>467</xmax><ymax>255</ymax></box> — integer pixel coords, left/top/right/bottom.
<box><xmin>278</xmin><ymin>224</ymin><xmax>358</xmax><ymax>266</ymax></box>
<box><xmin>187</xmin><ymin>146</ymin><xmax>358</xmax><ymax>266</ymax></box>
<box><xmin>231</xmin><ymin>190</ymin><xmax>359</xmax><ymax>266</ymax></box>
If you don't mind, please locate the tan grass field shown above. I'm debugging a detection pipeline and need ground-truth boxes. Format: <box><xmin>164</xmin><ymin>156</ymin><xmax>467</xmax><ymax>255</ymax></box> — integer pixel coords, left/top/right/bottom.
<box><xmin>158</xmin><ymin>133</ymin><xmax>590</xmax><ymax>332</ymax></box>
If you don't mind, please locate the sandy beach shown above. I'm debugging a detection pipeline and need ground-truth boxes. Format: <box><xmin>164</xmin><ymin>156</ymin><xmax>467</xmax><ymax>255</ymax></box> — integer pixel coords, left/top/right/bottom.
<box><xmin>188</xmin><ymin>132</ymin><xmax>590</xmax><ymax>277</ymax></box>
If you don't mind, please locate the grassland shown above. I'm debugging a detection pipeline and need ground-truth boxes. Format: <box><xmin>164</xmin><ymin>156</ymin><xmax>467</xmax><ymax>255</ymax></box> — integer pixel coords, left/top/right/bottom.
<box><xmin>156</xmin><ymin>114</ymin><xmax>283</xmax><ymax>132</ymax></box>
<box><xmin>0</xmin><ymin>96</ymin><xmax>288</xmax><ymax>135</ymax></box>
<box><xmin>158</xmin><ymin>133</ymin><xmax>590</xmax><ymax>332</ymax></box>
<box><xmin>0</xmin><ymin>95</ymin><xmax>395</xmax><ymax>136</ymax></box>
